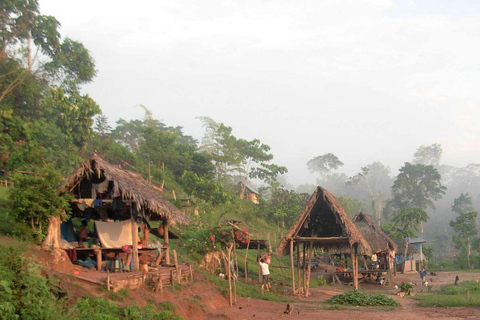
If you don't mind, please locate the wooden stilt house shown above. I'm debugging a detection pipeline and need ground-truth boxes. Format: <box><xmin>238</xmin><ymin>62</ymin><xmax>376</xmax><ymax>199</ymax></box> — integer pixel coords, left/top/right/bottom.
<box><xmin>43</xmin><ymin>154</ymin><xmax>188</xmax><ymax>271</ymax></box>
<box><xmin>276</xmin><ymin>187</ymin><xmax>371</xmax><ymax>293</ymax></box>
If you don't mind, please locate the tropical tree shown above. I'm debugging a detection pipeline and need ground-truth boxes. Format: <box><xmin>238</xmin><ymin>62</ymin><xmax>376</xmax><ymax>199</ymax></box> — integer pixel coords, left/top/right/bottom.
<box><xmin>198</xmin><ymin>117</ymin><xmax>287</xmax><ymax>185</ymax></box>
<box><xmin>449</xmin><ymin>193</ymin><xmax>478</xmax><ymax>269</ymax></box>
<box><xmin>390</xmin><ymin>208</ymin><xmax>429</xmax><ymax>273</ymax></box>
<box><xmin>413</xmin><ymin>143</ymin><xmax>442</xmax><ymax>167</ymax></box>
<box><xmin>391</xmin><ymin>163</ymin><xmax>446</xmax><ymax>225</ymax></box>
<box><xmin>347</xmin><ymin>162</ymin><xmax>392</xmax><ymax>225</ymax></box>
<box><xmin>307</xmin><ymin>153</ymin><xmax>343</xmax><ymax>176</ymax></box>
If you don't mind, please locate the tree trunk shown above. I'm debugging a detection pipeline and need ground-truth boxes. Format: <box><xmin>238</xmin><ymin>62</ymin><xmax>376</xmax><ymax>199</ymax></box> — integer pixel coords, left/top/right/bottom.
<box><xmin>42</xmin><ymin>216</ymin><xmax>62</xmax><ymax>251</ymax></box>
<box><xmin>467</xmin><ymin>238</ymin><xmax>471</xmax><ymax>269</ymax></box>
<box><xmin>402</xmin><ymin>238</ymin><xmax>408</xmax><ymax>273</ymax></box>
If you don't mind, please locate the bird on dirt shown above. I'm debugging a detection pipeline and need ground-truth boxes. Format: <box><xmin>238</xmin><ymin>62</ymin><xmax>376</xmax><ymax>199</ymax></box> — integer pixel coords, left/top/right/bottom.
<box><xmin>284</xmin><ymin>303</ymin><xmax>293</xmax><ymax>315</ymax></box>
<box><xmin>455</xmin><ymin>275</ymin><xmax>459</xmax><ymax>285</ymax></box>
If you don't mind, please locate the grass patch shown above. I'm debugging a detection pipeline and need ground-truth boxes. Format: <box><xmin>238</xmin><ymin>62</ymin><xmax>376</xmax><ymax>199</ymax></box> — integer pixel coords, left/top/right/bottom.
<box><xmin>411</xmin><ymin>292</ymin><xmax>480</xmax><ymax>307</ymax></box>
<box><xmin>411</xmin><ymin>281</ymin><xmax>480</xmax><ymax>307</ymax></box>
<box><xmin>157</xmin><ymin>301</ymin><xmax>176</xmax><ymax>313</ymax></box>
<box><xmin>329</xmin><ymin>290</ymin><xmax>399</xmax><ymax>307</ymax></box>
<box><xmin>197</xmin><ymin>266</ymin><xmax>290</xmax><ymax>302</ymax></box>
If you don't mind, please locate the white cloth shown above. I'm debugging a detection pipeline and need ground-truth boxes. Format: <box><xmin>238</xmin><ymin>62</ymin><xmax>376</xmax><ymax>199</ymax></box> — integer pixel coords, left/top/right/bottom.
<box><xmin>95</xmin><ymin>220</ymin><xmax>134</xmax><ymax>248</ymax></box>
<box><xmin>259</xmin><ymin>261</ymin><xmax>270</xmax><ymax>276</ymax></box>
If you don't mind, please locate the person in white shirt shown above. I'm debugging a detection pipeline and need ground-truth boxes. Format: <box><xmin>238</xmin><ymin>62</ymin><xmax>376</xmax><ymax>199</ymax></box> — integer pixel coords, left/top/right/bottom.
<box><xmin>259</xmin><ymin>257</ymin><xmax>271</xmax><ymax>294</ymax></box>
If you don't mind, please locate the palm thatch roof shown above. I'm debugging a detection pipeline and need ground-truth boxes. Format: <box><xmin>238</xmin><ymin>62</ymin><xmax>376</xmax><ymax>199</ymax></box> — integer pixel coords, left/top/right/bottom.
<box><xmin>276</xmin><ymin>186</ymin><xmax>371</xmax><ymax>256</ymax></box>
<box><xmin>395</xmin><ymin>240</ymin><xmax>420</xmax><ymax>255</ymax></box>
<box><xmin>62</xmin><ymin>154</ymin><xmax>188</xmax><ymax>224</ymax></box>
<box><xmin>352</xmin><ymin>212</ymin><xmax>398</xmax><ymax>253</ymax></box>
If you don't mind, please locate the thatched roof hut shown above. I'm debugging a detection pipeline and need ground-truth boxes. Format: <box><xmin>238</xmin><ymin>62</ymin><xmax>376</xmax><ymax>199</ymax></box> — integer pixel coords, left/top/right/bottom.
<box><xmin>62</xmin><ymin>154</ymin><xmax>188</xmax><ymax>224</ymax></box>
<box><xmin>276</xmin><ymin>186</ymin><xmax>371</xmax><ymax>256</ymax></box>
<box><xmin>394</xmin><ymin>240</ymin><xmax>419</xmax><ymax>255</ymax></box>
<box><xmin>352</xmin><ymin>212</ymin><xmax>398</xmax><ymax>254</ymax></box>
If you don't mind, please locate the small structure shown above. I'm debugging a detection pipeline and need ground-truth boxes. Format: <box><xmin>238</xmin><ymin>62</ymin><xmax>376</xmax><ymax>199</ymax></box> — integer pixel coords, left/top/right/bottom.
<box><xmin>352</xmin><ymin>212</ymin><xmax>397</xmax><ymax>254</ymax></box>
<box><xmin>395</xmin><ymin>240</ymin><xmax>421</xmax><ymax>272</ymax></box>
<box><xmin>277</xmin><ymin>187</ymin><xmax>371</xmax><ymax>292</ymax></box>
<box><xmin>353</xmin><ymin>212</ymin><xmax>397</xmax><ymax>285</ymax></box>
<box><xmin>409</xmin><ymin>237</ymin><xmax>427</xmax><ymax>261</ymax></box>
<box><xmin>43</xmin><ymin>154</ymin><xmax>188</xmax><ymax>271</ymax></box>
<box><xmin>237</xmin><ymin>180</ymin><xmax>259</xmax><ymax>204</ymax></box>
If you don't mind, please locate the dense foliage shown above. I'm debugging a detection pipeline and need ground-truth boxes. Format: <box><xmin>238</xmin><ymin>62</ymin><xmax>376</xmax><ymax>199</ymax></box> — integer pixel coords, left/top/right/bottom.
<box><xmin>0</xmin><ymin>243</ymin><xmax>183</xmax><ymax>320</ymax></box>
<box><xmin>329</xmin><ymin>290</ymin><xmax>399</xmax><ymax>307</ymax></box>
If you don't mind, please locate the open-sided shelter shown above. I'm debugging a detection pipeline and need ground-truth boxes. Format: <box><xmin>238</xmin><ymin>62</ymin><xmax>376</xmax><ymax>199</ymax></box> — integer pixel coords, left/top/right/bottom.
<box><xmin>352</xmin><ymin>212</ymin><xmax>397</xmax><ymax>254</ymax></box>
<box><xmin>44</xmin><ymin>154</ymin><xmax>187</xmax><ymax>271</ymax></box>
<box><xmin>276</xmin><ymin>186</ymin><xmax>371</xmax><ymax>292</ymax></box>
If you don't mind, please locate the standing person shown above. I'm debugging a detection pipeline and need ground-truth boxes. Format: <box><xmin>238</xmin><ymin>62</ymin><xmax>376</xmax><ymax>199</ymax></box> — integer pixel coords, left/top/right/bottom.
<box><xmin>259</xmin><ymin>257</ymin><xmax>271</xmax><ymax>294</ymax></box>
<box><xmin>78</xmin><ymin>220</ymin><xmax>88</xmax><ymax>244</ymax></box>
<box><xmin>420</xmin><ymin>266</ymin><xmax>427</xmax><ymax>285</ymax></box>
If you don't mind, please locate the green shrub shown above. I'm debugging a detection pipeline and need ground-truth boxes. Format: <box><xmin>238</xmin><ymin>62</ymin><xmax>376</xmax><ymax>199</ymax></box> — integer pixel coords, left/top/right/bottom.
<box><xmin>399</xmin><ymin>282</ymin><xmax>415</xmax><ymax>295</ymax></box>
<box><xmin>0</xmin><ymin>243</ymin><xmax>64</xmax><ymax>319</ymax></box>
<box><xmin>316</xmin><ymin>275</ymin><xmax>326</xmax><ymax>287</ymax></box>
<box><xmin>0</xmin><ymin>212</ymin><xmax>32</xmax><ymax>240</ymax></box>
<box><xmin>329</xmin><ymin>290</ymin><xmax>399</xmax><ymax>306</ymax></box>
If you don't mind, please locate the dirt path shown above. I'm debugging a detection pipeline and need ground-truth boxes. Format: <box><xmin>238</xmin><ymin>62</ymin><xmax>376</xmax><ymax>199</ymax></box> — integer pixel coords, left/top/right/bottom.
<box><xmin>33</xmin><ymin>246</ymin><xmax>480</xmax><ymax>320</ymax></box>
<box><xmin>212</xmin><ymin>270</ymin><xmax>480</xmax><ymax>320</ymax></box>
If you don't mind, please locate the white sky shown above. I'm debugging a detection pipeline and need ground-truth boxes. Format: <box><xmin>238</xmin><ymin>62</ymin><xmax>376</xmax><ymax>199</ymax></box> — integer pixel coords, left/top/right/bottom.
<box><xmin>40</xmin><ymin>0</ymin><xmax>480</xmax><ymax>186</ymax></box>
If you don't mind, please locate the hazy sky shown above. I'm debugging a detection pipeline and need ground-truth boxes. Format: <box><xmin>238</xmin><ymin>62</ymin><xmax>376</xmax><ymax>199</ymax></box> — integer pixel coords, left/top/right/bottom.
<box><xmin>40</xmin><ymin>0</ymin><xmax>480</xmax><ymax>186</ymax></box>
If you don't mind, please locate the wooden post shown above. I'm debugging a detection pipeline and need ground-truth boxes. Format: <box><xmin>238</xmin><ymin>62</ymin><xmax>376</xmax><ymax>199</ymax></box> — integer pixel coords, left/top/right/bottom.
<box><xmin>306</xmin><ymin>241</ymin><xmax>313</xmax><ymax>296</ymax></box>
<box><xmin>159</xmin><ymin>278</ymin><xmax>164</xmax><ymax>297</ymax></box>
<box><xmin>173</xmin><ymin>249</ymin><xmax>180</xmax><ymax>282</ymax></box>
<box><xmin>290</xmin><ymin>239</ymin><xmax>296</xmax><ymax>296</ymax></box>
<box><xmin>351</xmin><ymin>245</ymin><xmax>359</xmax><ymax>290</ymax></box>
<box><xmin>302</xmin><ymin>243</ymin><xmax>306</xmax><ymax>294</ymax></box>
<box><xmin>244</xmin><ymin>239</ymin><xmax>250</xmax><ymax>281</ymax></box>
<box><xmin>164</xmin><ymin>219</ymin><xmax>170</xmax><ymax>265</ymax></box>
<box><xmin>267</xmin><ymin>232</ymin><xmax>272</xmax><ymax>254</ymax></box>
<box><xmin>106</xmin><ymin>271</ymin><xmax>111</xmax><ymax>291</ymax></box>
<box><xmin>189</xmin><ymin>263</ymin><xmax>194</xmax><ymax>280</ymax></box>
<box><xmin>96</xmin><ymin>248</ymin><xmax>102</xmax><ymax>271</ymax></box>
<box><xmin>227</xmin><ymin>243</ymin><xmax>233</xmax><ymax>306</ymax></box>
<box><xmin>170</xmin><ymin>270</ymin><xmax>175</xmax><ymax>287</ymax></box>
<box><xmin>296</xmin><ymin>242</ymin><xmax>300</xmax><ymax>295</ymax></box>
<box><xmin>130</xmin><ymin>206</ymin><xmax>139</xmax><ymax>271</ymax></box>
<box><xmin>257</xmin><ymin>242</ymin><xmax>261</xmax><ymax>283</ymax></box>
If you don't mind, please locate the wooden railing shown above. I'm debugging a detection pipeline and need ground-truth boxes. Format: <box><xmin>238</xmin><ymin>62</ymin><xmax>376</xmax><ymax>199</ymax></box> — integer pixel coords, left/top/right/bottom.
<box><xmin>0</xmin><ymin>180</ymin><xmax>14</xmax><ymax>187</ymax></box>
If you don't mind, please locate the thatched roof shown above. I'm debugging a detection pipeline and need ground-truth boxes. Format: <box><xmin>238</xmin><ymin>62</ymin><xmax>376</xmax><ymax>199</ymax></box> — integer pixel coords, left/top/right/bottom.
<box><xmin>352</xmin><ymin>212</ymin><xmax>398</xmax><ymax>253</ymax></box>
<box><xmin>276</xmin><ymin>187</ymin><xmax>371</xmax><ymax>256</ymax></box>
<box><xmin>63</xmin><ymin>154</ymin><xmax>188</xmax><ymax>224</ymax></box>
<box><xmin>395</xmin><ymin>240</ymin><xmax>419</xmax><ymax>255</ymax></box>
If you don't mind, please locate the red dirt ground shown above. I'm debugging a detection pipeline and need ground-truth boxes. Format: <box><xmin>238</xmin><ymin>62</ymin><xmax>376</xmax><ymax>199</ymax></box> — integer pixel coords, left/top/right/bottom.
<box><xmin>28</xmin><ymin>245</ymin><xmax>480</xmax><ymax>320</ymax></box>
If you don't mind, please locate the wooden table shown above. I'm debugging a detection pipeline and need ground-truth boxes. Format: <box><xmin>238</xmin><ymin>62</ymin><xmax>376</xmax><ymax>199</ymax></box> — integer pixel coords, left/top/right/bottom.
<box><xmin>75</xmin><ymin>247</ymin><xmax>157</xmax><ymax>271</ymax></box>
<box><xmin>332</xmin><ymin>269</ymin><xmax>390</xmax><ymax>285</ymax></box>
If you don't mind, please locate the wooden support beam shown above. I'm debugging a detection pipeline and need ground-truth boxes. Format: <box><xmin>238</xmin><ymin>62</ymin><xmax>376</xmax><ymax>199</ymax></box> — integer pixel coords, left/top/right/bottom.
<box><xmin>96</xmin><ymin>248</ymin><xmax>102</xmax><ymax>271</ymax></box>
<box><xmin>164</xmin><ymin>220</ymin><xmax>170</xmax><ymax>265</ymax></box>
<box><xmin>302</xmin><ymin>243</ymin><xmax>306</xmax><ymax>295</ymax></box>
<box><xmin>306</xmin><ymin>241</ymin><xmax>313</xmax><ymax>296</ymax></box>
<box><xmin>296</xmin><ymin>242</ymin><xmax>300</xmax><ymax>295</ymax></box>
<box><xmin>290</xmin><ymin>239</ymin><xmax>295</xmax><ymax>296</ymax></box>
<box><xmin>293</xmin><ymin>236</ymin><xmax>350</xmax><ymax>243</ymax></box>
<box><xmin>130</xmin><ymin>207</ymin><xmax>139</xmax><ymax>272</ymax></box>
<box><xmin>351</xmin><ymin>244</ymin><xmax>359</xmax><ymax>290</ymax></box>
<box><xmin>173</xmin><ymin>249</ymin><xmax>180</xmax><ymax>282</ymax></box>
<box><xmin>227</xmin><ymin>243</ymin><xmax>233</xmax><ymax>307</ymax></box>
<box><xmin>244</xmin><ymin>239</ymin><xmax>250</xmax><ymax>282</ymax></box>
<box><xmin>257</xmin><ymin>242</ymin><xmax>261</xmax><ymax>283</ymax></box>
